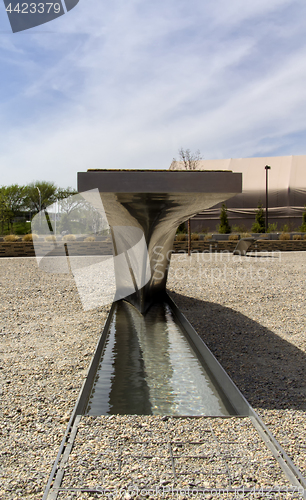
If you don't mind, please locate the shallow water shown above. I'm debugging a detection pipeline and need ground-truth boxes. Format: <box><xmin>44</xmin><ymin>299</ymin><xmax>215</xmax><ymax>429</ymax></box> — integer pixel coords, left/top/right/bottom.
<box><xmin>86</xmin><ymin>301</ymin><xmax>233</xmax><ymax>416</ymax></box>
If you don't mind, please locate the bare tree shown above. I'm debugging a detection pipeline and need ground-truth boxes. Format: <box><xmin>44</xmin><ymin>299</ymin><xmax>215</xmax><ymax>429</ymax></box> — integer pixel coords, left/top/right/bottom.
<box><xmin>177</xmin><ymin>148</ymin><xmax>202</xmax><ymax>170</ymax></box>
<box><xmin>174</xmin><ymin>148</ymin><xmax>202</xmax><ymax>255</ymax></box>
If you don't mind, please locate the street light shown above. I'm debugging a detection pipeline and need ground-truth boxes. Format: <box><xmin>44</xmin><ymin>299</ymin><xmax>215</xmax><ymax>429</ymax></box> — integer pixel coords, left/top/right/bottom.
<box><xmin>36</xmin><ymin>187</ymin><xmax>41</xmax><ymax>230</ymax></box>
<box><xmin>265</xmin><ymin>165</ymin><xmax>271</xmax><ymax>232</ymax></box>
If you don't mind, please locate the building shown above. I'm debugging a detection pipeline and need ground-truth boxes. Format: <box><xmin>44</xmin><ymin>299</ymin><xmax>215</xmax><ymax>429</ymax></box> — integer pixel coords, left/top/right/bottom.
<box><xmin>169</xmin><ymin>155</ymin><xmax>306</xmax><ymax>231</ymax></box>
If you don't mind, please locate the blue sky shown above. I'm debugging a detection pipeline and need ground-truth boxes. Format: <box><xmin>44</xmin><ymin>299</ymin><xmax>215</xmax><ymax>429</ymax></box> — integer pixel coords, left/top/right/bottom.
<box><xmin>1</xmin><ymin>0</ymin><xmax>306</xmax><ymax>189</ymax></box>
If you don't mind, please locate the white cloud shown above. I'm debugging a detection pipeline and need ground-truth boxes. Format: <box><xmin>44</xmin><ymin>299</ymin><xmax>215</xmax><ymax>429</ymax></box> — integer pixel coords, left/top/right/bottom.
<box><xmin>0</xmin><ymin>0</ymin><xmax>306</xmax><ymax>187</ymax></box>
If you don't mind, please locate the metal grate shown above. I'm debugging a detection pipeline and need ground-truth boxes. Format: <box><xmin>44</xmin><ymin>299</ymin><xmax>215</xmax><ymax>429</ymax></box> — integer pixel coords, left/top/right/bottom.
<box><xmin>48</xmin><ymin>416</ymin><xmax>305</xmax><ymax>499</ymax></box>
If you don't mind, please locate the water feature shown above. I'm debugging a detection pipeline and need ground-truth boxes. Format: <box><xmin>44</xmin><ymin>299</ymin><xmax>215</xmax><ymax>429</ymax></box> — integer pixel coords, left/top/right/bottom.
<box><xmin>78</xmin><ymin>170</ymin><xmax>242</xmax><ymax>312</ymax></box>
<box><xmin>86</xmin><ymin>300</ymin><xmax>235</xmax><ymax>416</ymax></box>
<box><xmin>78</xmin><ymin>172</ymin><xmax>241</xmax><ymax>415</ymax></box>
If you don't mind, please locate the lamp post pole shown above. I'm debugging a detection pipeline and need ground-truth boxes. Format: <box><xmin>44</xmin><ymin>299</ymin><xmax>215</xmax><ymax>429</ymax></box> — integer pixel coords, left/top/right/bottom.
<box><xmin>188</xmin><ymin>219</ymin><xmax>191</xmax><ymax>256</ymax></box>
<box><xmin>36</xmin><ymin>187</ymin><xmax>41</xmax><ymax>230</ymax></box>
<box><xmin>265</xmin><ymin>165</ymin><xmax>271</xmax><ymax>232</ymax></box>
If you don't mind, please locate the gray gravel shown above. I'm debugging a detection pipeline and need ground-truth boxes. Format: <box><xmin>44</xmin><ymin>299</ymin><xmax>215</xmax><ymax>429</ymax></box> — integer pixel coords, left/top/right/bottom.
<box><xmin>0</xmin><ymin>258</ymin><xmax>110</xmax><ymax>499</ymax></box>
<box><xmin>0</xmin><ymin>252</ymin><xmax>305</xmax><ymax>499</ymax></box>
<box><xmin>167</xmin><ymin>251</ymin><xmax>306</xmax><ymax>478</ymax></box>
<box><xmin>59</xmin><ymin>415</ymin><xmax>296</xmax><ymax>499</ymax></box>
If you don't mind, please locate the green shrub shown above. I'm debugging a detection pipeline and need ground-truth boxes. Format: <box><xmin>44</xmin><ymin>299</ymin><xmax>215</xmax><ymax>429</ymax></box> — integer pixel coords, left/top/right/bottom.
<box><xmin>23</xmin><ymin>233</ymin><xmax>39</xmax><ymax>242</ymax></box>
<box><xmin>300</xmin><ymin>206</ymin><xmax>306</xmax><ymax>231</ymax></box>
<box><xmin>251</xmin><ymin>223</ymin><xmax>263</xmax><ymax>233</ymax></box>
<box><xmin>281</xmin><ymin>224</ymin><xmax>289</xmax><ymax>232</ymax></box>
<box><xmin>84</xmin><ymin>236</ymin><xmax>96</xmax><ymax>242</ymax></box>
<box><xmin>251</xmin><ymin>202</ymin><xmax>265</xmax><ymax>233</ymax></box>
<box><xmin>293</xmin><ymin>234</ymin><xmax>302</xmax><ymax>240</ymax></box>
<box><xmin>176</xmin><ymin>233</ymin><xmax>186</xmax><ymax>241</ymax></box>
<box><xmin>14</xmin><ymin>220</ymin><xmax>31</xmax><ymax>235</ymax></box>
<box><xmin>4</xmin><ymin>234</ymin><xmax>19</xmax><ymax>242</ymax></box>
<box><xmin>218</xmin><ymin>204</ymin><xmax>231</xmax><ymax>234</ymax></box>
<box><xmin>232</xmin><ymin>223</ymin><xmax>248</xmax><ymax>233</ymax></box>
<box><xmin>228</xmin><ymin>234</ymin><xmax>239</xmax><ymax>241</ymax></box>
<box><xmin>204</xmin><ymin>234</ymin><xmax>212</xmax><ymax>241</ymax></box>
<box><xmin>279</xmin><ymin>233</ymin><xmax>290</xmax><ymax>240</ymax></box>
<box><xmin>176</xmin><ymin>222</ymin><xmax>186</xmax><ymax>234</ymax></box>
<box><xmin>267</xmin><ymin>223</ymin><xmax>278</xmax><ymax>233</ymax></box>
<box><xmin>191</xmin><ymin>233</ymin><xmax>199</xmax><ymax>241</ymax></box>
<box><xmin>304</xmin><ymin>234</ymin><xmax>306</xmax><ymax>240</ymax></box>
<box><xmin>62</xmin><ymin>234</ymin><xmax>76</xmax><ymax>241</ymax></box>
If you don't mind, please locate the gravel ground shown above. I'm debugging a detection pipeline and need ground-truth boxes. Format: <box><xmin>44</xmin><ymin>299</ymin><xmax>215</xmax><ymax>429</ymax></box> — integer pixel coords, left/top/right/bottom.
<box><xmin>0</xmin><ymin>258</ymin><xmax>110</xmax><ymax>499</ymax></box>
<box><xmin>0</xmin><ymin>252</ymin><xmax>305</xmax><ymax>499</ymax></box>
<box><xmin>167</xmin><ymin>251</ymin><xmax>306</xmax><ymax>479</ymax></box>
<box><xmin>58</xmin><ymin>415</ymin><xmax>297</xmax><ymax>499</ymax></box>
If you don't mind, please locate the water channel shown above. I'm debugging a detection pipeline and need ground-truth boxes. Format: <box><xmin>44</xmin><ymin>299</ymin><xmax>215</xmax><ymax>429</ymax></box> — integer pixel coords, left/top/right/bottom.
<box><xmin>86</xmin><ymin>301</ymin><xmax>235</xmax><ymax>416</ymax></box>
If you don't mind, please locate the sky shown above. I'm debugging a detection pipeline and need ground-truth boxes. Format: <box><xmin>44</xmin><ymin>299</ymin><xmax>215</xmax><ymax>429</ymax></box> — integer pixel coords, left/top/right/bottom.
<box><xmin>1</xmin><ymin>0</ymin><xmax>306</xmax><ymax>189</ymax></box>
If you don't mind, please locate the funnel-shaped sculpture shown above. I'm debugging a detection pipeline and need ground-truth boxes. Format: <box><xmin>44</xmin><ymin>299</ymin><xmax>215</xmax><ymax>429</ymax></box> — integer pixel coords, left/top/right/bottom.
<box><xmin>78</xmin><ymin>170</ymin><xmax>242</xmax><ymax>313</ymax></box>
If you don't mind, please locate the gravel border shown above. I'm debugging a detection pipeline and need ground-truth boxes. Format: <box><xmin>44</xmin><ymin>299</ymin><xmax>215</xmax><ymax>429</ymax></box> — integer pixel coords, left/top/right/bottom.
<box><xmin>0</xmin><ymin>252</ymin><xmax>305</xmax><ymax>499</ymax></box>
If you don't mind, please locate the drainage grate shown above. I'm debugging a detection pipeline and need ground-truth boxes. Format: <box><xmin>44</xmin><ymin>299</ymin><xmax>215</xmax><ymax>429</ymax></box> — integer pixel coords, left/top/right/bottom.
<box><xmin>47</xmin><ymin>416</ymin><xmax>306</xmax><ymax>499</ymax></box>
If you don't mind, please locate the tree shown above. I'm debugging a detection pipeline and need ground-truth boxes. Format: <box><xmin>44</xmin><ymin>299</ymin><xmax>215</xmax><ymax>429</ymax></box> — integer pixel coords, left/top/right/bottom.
<box><xmin>24</xmin><ymin>181</ymin><xmax>58</xmax><ymax>213</ymax></box>
<box><xmin>219</xmin><ymin>203</ymin><xmax>231</xmax><ymax>234</ymax></box>
<box><xmin>173</xmin><ymin>148</ymin><xmax>202</xmax><ymax>254</ymax></box>
<box><xmin>175</xmin><ymin>148</ymin><xmax>202</xmax><ymax>170</ymax></box>
<box><xmin>0</xmin><ymin>182</ymin><xmax>79</xmax><ymax>235</ymax></box>
<box><xmin>56</xmin><ymin>188</ymin><xmax>81</xmax><ymax>223</ymax></box>
<box><xmin>251</xmin><ymin>202</ymin><xmax>265</xmax><ymax>233</ymax></box>
<box><xmin>58</xmin><ymin>212</ymin><xmax>74</xmax><ymax>234</ymax></box>
<box><xmin>56</xmin><ymin>187</ymin><xmax>78</xmax><ymax>206</ymax></box>
<box><xmin>0</xmin><ymin>190</ymin><xmax>10</xmax><ymax>233</ymax></box>
<box><xmin>0</xmin><ymin>184</ymin><xmax>27</xmax><ymax>232</ymax></box>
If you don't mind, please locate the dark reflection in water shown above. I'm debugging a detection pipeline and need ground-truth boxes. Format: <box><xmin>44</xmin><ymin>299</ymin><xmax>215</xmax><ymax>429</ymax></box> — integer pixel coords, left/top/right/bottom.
<box><xmin>86</xmin><ymin>301</ymin><xmax>233</xmax><ymax>416</ymax></box>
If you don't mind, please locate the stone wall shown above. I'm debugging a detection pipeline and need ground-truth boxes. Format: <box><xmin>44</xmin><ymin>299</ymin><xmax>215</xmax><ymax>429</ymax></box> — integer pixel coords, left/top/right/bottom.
<box><xmin>173</xmin><ymin>240</ymin><xmax>306</xmax><ymax>253</ymax></box>
<box><xmin>0</xmin><ymin>242</ymin><xmax>113</xmax><ymax>258</ymax></box>
<box><xmin>0</xmin><ymin>239</ymin><xmax>305</xmax><ymax>258</ymax></box>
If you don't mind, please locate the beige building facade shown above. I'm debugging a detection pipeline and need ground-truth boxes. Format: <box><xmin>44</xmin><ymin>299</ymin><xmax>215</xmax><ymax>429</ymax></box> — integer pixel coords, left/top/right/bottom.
<box><xmin>170</xmin><ymin>155</ymin><xmax>306</xmax><ymax>231</ymax></box>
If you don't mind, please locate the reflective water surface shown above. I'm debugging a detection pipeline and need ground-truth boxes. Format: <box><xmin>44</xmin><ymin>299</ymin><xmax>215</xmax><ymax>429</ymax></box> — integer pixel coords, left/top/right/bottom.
<box><xmin>86</xmin><ymin>301</ymin><xmax>233</xmax><ymax>416</ymax></box>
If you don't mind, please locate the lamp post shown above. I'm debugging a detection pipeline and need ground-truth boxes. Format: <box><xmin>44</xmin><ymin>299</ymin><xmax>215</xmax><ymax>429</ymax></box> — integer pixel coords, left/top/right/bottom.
<box><xmin>265</xmin><ymin>165</ymin><xmax>271</xmax><ymax>232</ymax></box>
<box><xmin>36</xmin><ymin>187</ymin><xmax>41</xmax><ymax>231</ymax></box>
<box><xmin>54</xmin><ymin>200</ymin><xmax>57</xmax><ymax>236</ymax></box>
